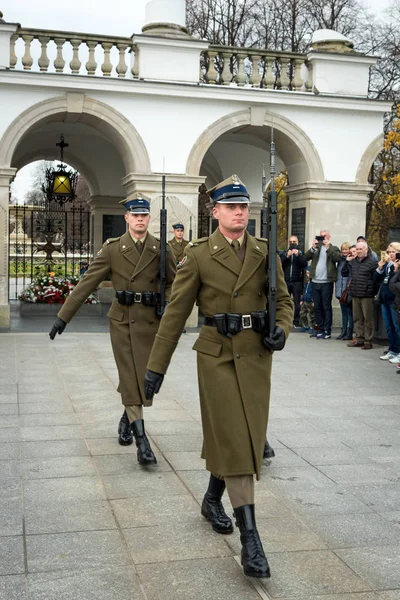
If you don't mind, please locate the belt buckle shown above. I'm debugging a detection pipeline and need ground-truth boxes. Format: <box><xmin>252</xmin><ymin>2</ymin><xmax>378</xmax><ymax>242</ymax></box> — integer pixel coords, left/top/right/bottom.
<box><xmin>134</xmin><ymin>292</ymin><xmax>142</xmax><ymax>303</ymax></box>
<box><xmin>242</xmin><ymin>314</ymin><xmax>252</xmax><ymax>329</ymax></box>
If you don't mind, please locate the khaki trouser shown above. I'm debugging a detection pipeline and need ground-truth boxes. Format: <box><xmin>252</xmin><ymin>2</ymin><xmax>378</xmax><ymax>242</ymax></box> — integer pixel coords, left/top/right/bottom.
<box><xmin>126</xmin><ymin>405</ymin><xmax>143</xmax><ymax>422</ymax></box>
<box><xmin>213</xmin><ymin>474</ymin><xmax>254</xmax><ymax>508</ymax></box>
<box><xmin>353</xmin><ymin>297</ymin><xmax>374</xmax><ymax>343</ymax></box>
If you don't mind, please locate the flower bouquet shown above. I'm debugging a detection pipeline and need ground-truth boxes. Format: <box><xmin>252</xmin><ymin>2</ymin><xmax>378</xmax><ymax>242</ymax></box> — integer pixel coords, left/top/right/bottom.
<box><xmin>18</xmin><ymin>272</ymin><xmax>98</xmax><ymax>304</ymax></box>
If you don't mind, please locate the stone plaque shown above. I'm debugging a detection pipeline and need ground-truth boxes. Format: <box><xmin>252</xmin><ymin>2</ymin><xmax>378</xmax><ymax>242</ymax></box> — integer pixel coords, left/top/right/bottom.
<box><xmin>291</xmin><ymin>207</ymin><xmax>306</xmax><ymax>251</ymax></box>
<box><xmin>102</xmin><ymin>215</ymin><xmax>126</xmax><ymax>243</ymax></box>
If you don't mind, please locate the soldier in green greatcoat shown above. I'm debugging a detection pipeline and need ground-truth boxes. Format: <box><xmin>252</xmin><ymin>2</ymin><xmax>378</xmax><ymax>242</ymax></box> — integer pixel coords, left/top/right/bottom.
<box><xmin>49</xmin><ymin>193</ymin><xmax>176</xmax><ymax>465</ymax></box>
<box><xmin>144</xmin><ymin>175</ymin><xmax>293</xmax><ymax>579</ymax></box>
<box><xmin>168</xmin><ymin>223</ymin><xmax>189</xmax><ymax>265</ymax></box>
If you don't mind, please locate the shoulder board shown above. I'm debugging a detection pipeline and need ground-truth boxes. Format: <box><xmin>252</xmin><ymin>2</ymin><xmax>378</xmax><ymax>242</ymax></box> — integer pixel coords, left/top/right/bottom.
<box><xmin>255</xmin><ymin>237</ymin><xmax>268</xmax><ymax>243</ymax></box>
<box><xmin>188</xmin><ymin>237</ymin><xmax>208</xmax><ymax>247</ymax></box>
<box><xmin>106</xmin><ymin>237</ymin><xmax>120</xmax><ymax>244</ymax></box>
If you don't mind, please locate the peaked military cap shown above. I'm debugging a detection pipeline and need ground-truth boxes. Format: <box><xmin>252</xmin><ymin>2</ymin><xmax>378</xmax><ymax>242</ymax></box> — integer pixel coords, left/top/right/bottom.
<box><xmin>172</xmin><ymin>223</ymin><xmax>184</xmax><ymax>230</ymax></box>
<box><xmin>119</xmin><ymin>192</ymin><xmax>151</xmax><ymax>214</ymax></box>
<box><xmin>207</xmin><ymin>174</ymin><xmax>250</xmax><ymax>205</ymax></box>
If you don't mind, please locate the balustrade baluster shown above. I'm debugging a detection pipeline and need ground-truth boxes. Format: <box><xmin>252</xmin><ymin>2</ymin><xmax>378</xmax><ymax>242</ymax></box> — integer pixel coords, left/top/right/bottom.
<box><xmin>9</xmin><ymin>34</ymin><xmax>17</xmax><ymax>69</ymax></box>
<box><xmin>292</xmin><ymin>58</ymin><xmax>304</xmax><ymax>91</ymax></box>
<box><xmin>250</xmin><ymin>54</ymin><xmax>261</xmax><ymax>88</ymax></box>
<box><xmin>54</xmin><ymin>37</ymin><xmax>66</xmax><ymax>73</ymax></box>
<box><xmin>131</xmin><ymin>46</ymin><xmax>139</xmax><ymax>78</ymax></box>
<box><xmin>207</xmin><ymin>51</ymin><xmax>218</xmax><ymax>84</ymax></box>
<box><xmin>280</xmin><ymin>57</ymin><xmax>290</xmax><ymax>90</ymax></box>
<box><xmin>101</xmin><ymin>42</ymin><xmax>113</xmax><ymax>76</ymax></box>
<box><xmin>304</xmin><ymin>61</ymin><xmax>312</xmax><ymax>92</ymax></box>
<box><xmin>85</xmin><ymin>40</ymin><xmax>97</xmax><ymax>75</ymax></box>
<box><xmin>38</xmin><ymin>36</ymin><xmax>50</xmax><ymax>72</ymax></box>
<box><xmin>21</xmin><ymin>35</ymin><xmax>34</xmax><ymax>71</ymax></box>
<box><xmin>263</xmin><ymin>57</ymin><xmax>275</xmax><ymax>89</ymax></box>
<box><xmin>116</xmin><ymin>43</ymin><xmax>128</xmax><ymax>78</ymax></box>
<box><xmin>235</xmin><ymin>52</ymin><xmax>246</xmax><ymax>86</ymax></box>
<box><xmin>221</xmin><ymin>51</ymin><xmax>232</xmax><ymax>85</ymax></box>
<box><xmin>69</xmin><ymin>39</ymin><xmax>82</xmax><ymax>74</ymax></box>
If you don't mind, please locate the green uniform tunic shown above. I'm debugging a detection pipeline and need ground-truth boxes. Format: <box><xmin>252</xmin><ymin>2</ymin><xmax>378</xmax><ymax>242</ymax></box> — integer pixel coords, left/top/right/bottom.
<box><xmin>58</xmin><ymin>231</ymin><xmax>176</xmax><ymax>407</ymax></box>
<box><xmin>148</xmin><ymin>228</ymin><xmax>293</xmax><ymax>478</ymax></box>
<box><xmin>168</xmin><ymin>237</ymin><xmax>189</xmax><ymax>265</ymax></box>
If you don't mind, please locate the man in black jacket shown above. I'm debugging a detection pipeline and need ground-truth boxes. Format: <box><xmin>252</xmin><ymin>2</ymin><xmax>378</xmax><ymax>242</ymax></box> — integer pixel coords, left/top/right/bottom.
<box><xmin>342</xmin><ymin>240</ymin><xmax>378</xmax><ymax>350</ymax></box>
<box><xmin>280</xmin><ymin>235</ymin><xmax>307</xmax><ymax>327</ymax></box>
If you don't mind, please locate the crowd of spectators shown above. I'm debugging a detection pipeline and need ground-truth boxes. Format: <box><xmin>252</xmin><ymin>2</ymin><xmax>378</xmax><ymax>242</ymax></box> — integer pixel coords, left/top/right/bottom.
<box><xmin>280</xmin><ymin>231</ymin><xmax>400</xmax><ymax>375</ymax></box>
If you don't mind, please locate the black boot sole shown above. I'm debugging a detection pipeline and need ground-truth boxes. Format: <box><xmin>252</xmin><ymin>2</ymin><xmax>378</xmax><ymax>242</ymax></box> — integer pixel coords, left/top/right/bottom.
<box><xmin>201</xmin><ymin>508</ymin><xmax>234</xmax><ymax>534</ymax></box>
<box><xmin>241</xmin><ymin>556</ymin><xmax>271</xmax><ymax>578</ymax></box>
<box><xmin>118</xmin><ymin>437</ymin><xmax>133</xmax><ymax>446</ymax></box>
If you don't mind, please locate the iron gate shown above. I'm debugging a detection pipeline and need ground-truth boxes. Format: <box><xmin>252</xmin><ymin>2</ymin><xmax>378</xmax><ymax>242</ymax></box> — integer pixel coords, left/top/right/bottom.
<box><xmin>8</xmin><ymin>203</ymin><xmax>92</xmax><ymax>300</ymax></box>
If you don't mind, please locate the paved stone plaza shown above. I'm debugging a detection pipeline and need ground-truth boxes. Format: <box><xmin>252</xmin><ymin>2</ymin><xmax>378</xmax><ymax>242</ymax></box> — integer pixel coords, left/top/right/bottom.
<box><xmin>1</xmin><ymin>324</ymin><xmax>400</xmax><ymax>600</ymax></box>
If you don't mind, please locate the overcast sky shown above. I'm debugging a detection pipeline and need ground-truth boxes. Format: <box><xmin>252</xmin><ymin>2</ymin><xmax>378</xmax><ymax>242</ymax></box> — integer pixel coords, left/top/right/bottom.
<box><xmin>1</xmin><ymin>0</ymin><xmax>393</xmax><ymax>37</ymax></box>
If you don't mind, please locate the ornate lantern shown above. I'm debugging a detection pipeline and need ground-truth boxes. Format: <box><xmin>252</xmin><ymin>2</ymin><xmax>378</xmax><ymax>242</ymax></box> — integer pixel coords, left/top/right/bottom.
<box><xmin>43</xmin><ymin>135</ymin><xmax>78</xmax><ymax>206</ymax></box>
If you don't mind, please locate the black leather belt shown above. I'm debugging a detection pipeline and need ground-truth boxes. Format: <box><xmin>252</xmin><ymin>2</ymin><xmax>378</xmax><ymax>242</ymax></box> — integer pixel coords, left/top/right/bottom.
<box><xmin>116</xmin><ymin>290</ymin><xmax>160</xmax><ymax>307</ymax></box>
<box><xmin>204</xmin><ymin>311</ymin><xmax>267</xmax><ymax>336</ymax></box>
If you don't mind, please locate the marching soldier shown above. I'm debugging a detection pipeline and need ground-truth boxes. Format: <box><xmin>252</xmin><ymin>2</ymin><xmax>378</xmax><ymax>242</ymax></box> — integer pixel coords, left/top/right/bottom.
<box><xmin>168</xmin><ymin>223</ymin><xmax>189</xmax><ymax>265</ymax></box>
<box><xmin>49</xmin><ymin>193</ymin><xmax>176</xmax><ymax>465</ymax></box>
<box><xmin>144</xmin><ymin>175</ymin><xmax>293</xmax><ymax>578</ymax></box>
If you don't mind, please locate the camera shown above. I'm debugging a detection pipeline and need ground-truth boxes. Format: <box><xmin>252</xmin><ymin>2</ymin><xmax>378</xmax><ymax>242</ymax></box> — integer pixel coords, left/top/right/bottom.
<box><xmin>396</xmin><ymin>252</ymin><xmax>400</xmax><ymax>261</ymax></box>
<box><xmin>289</xmin><ymin>243</ymin><xmax>298</xmax><ymax>250</ymax></box>
<box><xmin>315</xmin><ymin>235</ymin><xmax>325</xmax><ymax>242</ymax></box>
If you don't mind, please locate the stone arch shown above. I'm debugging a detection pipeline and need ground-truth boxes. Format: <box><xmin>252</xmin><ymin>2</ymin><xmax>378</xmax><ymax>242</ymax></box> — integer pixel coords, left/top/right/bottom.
<box><xmin>0</xmin><ymin>94</ymin><xmax>151</xmax><ymax>174</ymax></box>
<box><xmin>356</xmin><ymin>133</ymin><xmax>384</xmax><ymax>184</ymax></box>
<box><xmin>186</xmin><ymin>109</ymin><xmax>325</xmax><ymax>183</ymax></box>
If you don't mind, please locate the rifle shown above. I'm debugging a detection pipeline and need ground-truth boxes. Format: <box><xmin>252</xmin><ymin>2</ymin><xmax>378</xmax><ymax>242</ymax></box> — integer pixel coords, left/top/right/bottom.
<box><xmin>261</xmin><ymin>130</ymin><xmax>278</xmax><ymax>335</ymax></box>
<box><xmin>157</xmin><ymin>174</ymin><xmax>167</xmax><ymax>317</ymax></box>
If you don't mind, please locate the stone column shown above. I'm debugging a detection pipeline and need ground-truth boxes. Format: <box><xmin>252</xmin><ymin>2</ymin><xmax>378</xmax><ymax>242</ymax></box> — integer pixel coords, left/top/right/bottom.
<box><xmin>285</xmin><ymin>181</ymin><xmax>373</xmax><ymax>250</ymax></box>
<box><xmin>0</xmin><ymin>167</ymin><xmax>17</xmax><ymax>328</ymax></box>
<box><xmin>143</xmin><ymin>0</ymin><xmax>187</xmax><ymax>37</ymax></box>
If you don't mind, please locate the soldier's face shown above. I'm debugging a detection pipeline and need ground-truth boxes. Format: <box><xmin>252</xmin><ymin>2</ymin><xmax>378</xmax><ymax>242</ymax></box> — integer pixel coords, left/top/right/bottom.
<box><xmin>125</xmin><ymin>212</ymin><xmax>150</xmax><ymax>237</ymax></box>
<box><xmin>213</xmin><ymin>203</ymin><xmax>249</xmax><ymax>235</ymax></box>
<box><xmin>174</xmin><ymin>229</ymin><xmax>184</xmax><ymax>240</ymax></box>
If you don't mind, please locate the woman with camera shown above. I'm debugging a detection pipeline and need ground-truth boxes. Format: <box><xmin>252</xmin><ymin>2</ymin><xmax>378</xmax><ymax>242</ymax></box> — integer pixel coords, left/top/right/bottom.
<box><xmin>374</xmin><ymin>242</ymin><xmax>400</xmax><ymax>364</ymax></box>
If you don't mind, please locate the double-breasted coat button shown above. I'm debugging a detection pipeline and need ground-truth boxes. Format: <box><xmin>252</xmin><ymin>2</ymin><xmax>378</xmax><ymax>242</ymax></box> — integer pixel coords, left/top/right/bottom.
<box><xmin>236</xmin><ymin>353</ymin><xmax>240</xmax><ymax>358</ymax></box>
<box><xmin>131</xmin><ymin>277</ymin><xmax>135</xmax><ymax>282</ymax></box>
<box><xmin>131</xmin><ymin>320</ymin><xmax>135</xmax><ymax>324</ymax></box>
<box><xmin>233</xmin><ymin>292</ymin><xmax>238</xmax><ymax>298</ymax></box>
<box><xmin>258</xmin><ymin>292</ymin><xmax>262</xmax><ymax>296</ymax></box>
<box><xmin>259</xmin><ymin>352</ymin><xmax>263</xmax><ymax>357</ymax></box>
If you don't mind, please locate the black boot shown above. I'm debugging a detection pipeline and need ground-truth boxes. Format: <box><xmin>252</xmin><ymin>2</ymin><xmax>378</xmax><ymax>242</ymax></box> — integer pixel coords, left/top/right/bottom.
<box><xmin>234</xmin><ymin>504</ymin><xmax>271</xmax><ymax>578</ymax></box>
<box><xmin>263</xmin><ymin>438</ymin><xmax>275</xmax><ymax>459</ymax></box>
<box><xmin>201</xmin><ymin>475</ymin><xmax>233</xmax><ymax>534</ymax></box>
<box><xmin>131</xmin><ymin>419</ymin><xmax>157</xmax><ymax>465</ymax></box>
<box><xmin>336</xmin><ymin>328</ymin><xmax>346</xmax><ymax>340</ymax></box>
<box><xmin>118</xmin><ymin>410</ymin><xmax>133</xmax><ymax>446</ymax></box>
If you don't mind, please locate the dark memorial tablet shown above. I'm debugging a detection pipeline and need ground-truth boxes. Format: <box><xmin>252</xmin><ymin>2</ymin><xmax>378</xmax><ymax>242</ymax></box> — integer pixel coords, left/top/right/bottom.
<box><xmin>291</xmin><ymin>208</ymin><xmax>306</xmax><ymax>251</ymax></box>
<box><xmin>102</xmin><ymin>215</ymin><xmax>126</xmax><ymax>243</ymax></box>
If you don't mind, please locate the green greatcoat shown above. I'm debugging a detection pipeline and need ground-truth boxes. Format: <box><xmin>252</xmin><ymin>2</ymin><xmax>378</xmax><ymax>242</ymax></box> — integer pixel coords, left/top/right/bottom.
<box><xmin>148</xmin><ymin>228</ymin><xmax>293</xmax><ymax>479</ymax></box>
<box><xmin>168</xmin><ymin>237</ymin><xmax>189</xmax><ymax>265</ymax></box>
<box><xmin>58</xmin><ymin>231</ymin><xmax>176</xmax><ymax>407</ymax></box>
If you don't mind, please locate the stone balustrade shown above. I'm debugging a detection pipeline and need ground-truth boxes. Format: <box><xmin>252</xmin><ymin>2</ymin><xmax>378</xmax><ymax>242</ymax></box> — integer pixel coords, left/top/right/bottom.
<box><xmin>201</xmin><ymin>46</ymin><xmax>312</xmax><ymax>91</ymax></box>
<box><xmin>9</xmin><ymin>28</ymin><xmax>139</xmax><ymax>78</ymax></box>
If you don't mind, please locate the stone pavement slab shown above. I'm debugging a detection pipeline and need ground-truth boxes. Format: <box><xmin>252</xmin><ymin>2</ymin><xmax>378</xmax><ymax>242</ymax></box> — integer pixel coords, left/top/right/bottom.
<box><xmin>1</xmin><ymin>329</ymin><xmax>400</xmax><ymax>600</ymax></box>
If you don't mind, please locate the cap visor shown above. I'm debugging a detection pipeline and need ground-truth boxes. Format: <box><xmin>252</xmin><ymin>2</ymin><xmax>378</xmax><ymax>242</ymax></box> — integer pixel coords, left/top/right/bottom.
<box><xmin>215</xmin><ymin>196</ymin><xmax>250</xmax><ymax>204</ymax></box>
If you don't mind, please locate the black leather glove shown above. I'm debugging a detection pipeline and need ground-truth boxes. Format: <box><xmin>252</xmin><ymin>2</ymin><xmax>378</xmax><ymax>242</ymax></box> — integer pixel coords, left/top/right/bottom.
<box><xmin>263</xmin><ymin>326</ymin><xmax>286</xmax><ymax>351</ymax></box>
<box><xmin>49</xmin><ymin>317</ymin><xmax>67</xmax><ymax>340</ymax></box>
<box><xmin>144</xmin><ymin>369</ymin><xmax>164</xmax><ymax>400</ymax></box>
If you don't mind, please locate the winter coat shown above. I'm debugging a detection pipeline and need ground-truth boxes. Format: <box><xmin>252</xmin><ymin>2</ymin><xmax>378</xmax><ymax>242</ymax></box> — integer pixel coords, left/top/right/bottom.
<box><xmin>147</xmin><ymin>228</ymin><xmax>294</xmax><ymax>480</ymax></box>
<box><xmin>302</xmin><ymin>281</ymin><xmax>313</xmax><ymax>302</ymax></box>
<box><xmin>335</xmin><ymin>257</ymin><xmax>352</xmax><ymax>302</ymax></box>
<box><xmin>342</xmin><ymin>255</ymin><xmax>379</xmax><ymax>298</ymax></box>
<box><xmin>373</xmin><ymin>263</ymin><xmax>396</xmax><ymax>305</ymax></box>
<box><xmin>280</xmin><ymin>250</ymin><xmax>307</xmax><ymax>283</ymax></box>
<box><xmin>389</xmin><ymin>270</ymin><xmax>400</xmax><ymax>310</ymax></box>
<box><xmin>304</xmin><ymin>244</ymin><xmax>341</xmax><ymax>281</ymax></box>
<box><xmin>58</xmin><ymin>231</ymin><xmax>176</xmax><ymax>407</ymax></box>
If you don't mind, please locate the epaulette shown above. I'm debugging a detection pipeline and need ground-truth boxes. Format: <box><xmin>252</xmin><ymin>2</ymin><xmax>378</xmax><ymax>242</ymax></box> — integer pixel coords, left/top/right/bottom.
<box><xmin>188</xmin><ymin>237</ymin><xmax>208</xmax><ymax>247</ymax></box>
<box><xmin>106</xmin><ymin>237</ymin><xmax>120</xmax><ymax>244</ymax></box>
<box><xmin>255</xmin><ymin>237</ymin><xmax>268</xmax><ymax>243</ymax></box>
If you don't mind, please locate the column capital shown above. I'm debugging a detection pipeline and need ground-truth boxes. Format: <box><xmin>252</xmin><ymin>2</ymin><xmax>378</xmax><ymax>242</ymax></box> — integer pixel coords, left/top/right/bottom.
<box><xmin>286</xmin><ymin>181</ymin><xmax>373</xmax><ymax>203</ymax></box>
<box><xmin>0</xmin><ymin>167</ymin><xmax>16</xmax><ymax>187</ymax></box>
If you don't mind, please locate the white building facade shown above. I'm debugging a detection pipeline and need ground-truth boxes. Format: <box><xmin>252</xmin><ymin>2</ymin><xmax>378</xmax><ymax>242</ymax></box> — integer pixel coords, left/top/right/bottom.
<box><xmin>0</xmin><ymin>0</ymin><xmax>392</xmax><ymax>328</ymax></box>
